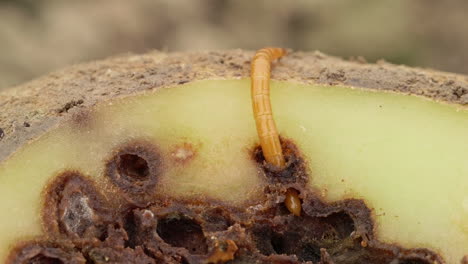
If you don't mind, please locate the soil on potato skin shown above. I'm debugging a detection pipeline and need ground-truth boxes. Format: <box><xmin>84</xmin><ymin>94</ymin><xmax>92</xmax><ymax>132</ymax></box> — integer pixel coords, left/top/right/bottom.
<box><xmin>1</xmin><ymin>50</ymin><xmax>468</xmax><ymax>163</ymax></box>
<box><xmin>7</xmin><ymin>141</ymin><xmax>443</xmax><ymax>264</ymax></box>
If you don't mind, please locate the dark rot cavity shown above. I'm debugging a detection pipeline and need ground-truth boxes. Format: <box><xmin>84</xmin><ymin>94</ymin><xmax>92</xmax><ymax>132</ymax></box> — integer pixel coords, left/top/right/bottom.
<box><xmin>105</xmin><ymin>141</ymin><xmax>162</xmax><ymax>204</ymax></box>
<box><xmin>119</xmin><ymin>154</ymin><xmax>150</xmax><ymax>180</ymax></box>
<box><xmin>7</xmin><ymin>138</ymin><xmax>450</xmax><ymax>264</ymax></box>
<box><xmin>6</xmin><ymin>242</ymin><xmax>86</xmax><ymax>264</ymax></box>
<box><xmin>251</xmin><ymin>211</ymin><xmax>362</xmax><ymax>263</ymax></box>
<box><xmin>42</xmin><ymin>171</ymin><xmax>111</xmax><ymax>241</ymax></box>
<box><xmin>157</xmin><ymin>214</ymin><xmax>208</xmax><ymax>255</ymax></box>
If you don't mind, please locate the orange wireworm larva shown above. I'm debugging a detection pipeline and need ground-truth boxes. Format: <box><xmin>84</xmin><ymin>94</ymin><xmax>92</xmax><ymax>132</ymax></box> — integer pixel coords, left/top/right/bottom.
<box><xmin>284</xmin><ymin>188</ymin><xmax>302</xmax><ymax>216</ymax></box>
<box><xmin>251</xmin><ymin>47</ymin><xmax>287</xmax><ymax>169</ymax></box>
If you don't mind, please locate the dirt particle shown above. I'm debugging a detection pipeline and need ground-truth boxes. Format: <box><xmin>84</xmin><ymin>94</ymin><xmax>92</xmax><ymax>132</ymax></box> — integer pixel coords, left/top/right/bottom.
<box><xmin>57</xmin><ymin>99</ymin><xmax>84</xmax><ymax>113</ymax></box>
<box><xmin>453</xmin><ymin>86</ymin><xmax>467</xmax><ymax>98</ymax></box>
<box><xmin>23</xmin><ymin>122</ymin><xmax>30</xmax><ymax>127</ymax></box>
<box><xmin>0</xmin><ymin>128</ymin><xmax>4</xmax><ymax>140</ymax></box>
<box><xmin>228</xmin><ymin>62</ymin><xmax>242</xmax><ymax>70</ymax></box>
<box><xmin>327</xmin><ymin>69</ymin><xmax>346</xmax><ymax>83</ymax></box>
<box><xmin>406</xmin><ymin>77</ymin><xmax>419</xmax><ymax>85</ymax></box>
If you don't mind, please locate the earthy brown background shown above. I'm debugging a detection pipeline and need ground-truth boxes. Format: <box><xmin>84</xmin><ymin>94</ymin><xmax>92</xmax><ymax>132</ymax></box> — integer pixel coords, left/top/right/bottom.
<box><xmin>1</xmin><ymin>0</ymin><xmax>467</xmax><ymax>90</ymax></box>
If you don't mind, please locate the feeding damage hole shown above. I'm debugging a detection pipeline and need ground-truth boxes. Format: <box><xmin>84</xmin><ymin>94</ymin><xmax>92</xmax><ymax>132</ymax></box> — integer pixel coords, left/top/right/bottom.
<box><xmin>157</xmin><ymin>215</ymin><xmax>208</xmax><ymax>255</ymax></box>
<box><xmin>118</xmin><ymin>154</ymin><xmax>150</xmax><ymax>180</ymax></box>
<box><xmin>251</xmin><ymin>211</ymin><xmax>355</xmax><ymax>263</ymax></box>
<box><xmin>9</xmin><ymin>169</ymin><xmax>446</xmax><ymax>264</ymax></box>
<box><xmin>105</xmin><ymin>141</ymin><xmax>162</xmax><ymax>200</ymax></box>
<box><xmin>42</xmin><ymin>171</ymin><xmax>110</xmax><ymax>240</ymax></box>
<box><xmin>252</xmin><ymin>138</ymin><xmax>308</xmax><ymax>184</ymax></box>
<box><xmin>8</xmin><ymin>139</ymin><xmax>447</xmax><ymax>263</ymax></box>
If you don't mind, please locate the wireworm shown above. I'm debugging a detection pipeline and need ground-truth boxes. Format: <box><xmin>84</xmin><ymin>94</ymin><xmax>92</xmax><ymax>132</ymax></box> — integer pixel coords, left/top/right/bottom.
<box><xmin>250</xmin><ymin>47</ymin><xmax>287</xmax><ymax>169</ymax></box>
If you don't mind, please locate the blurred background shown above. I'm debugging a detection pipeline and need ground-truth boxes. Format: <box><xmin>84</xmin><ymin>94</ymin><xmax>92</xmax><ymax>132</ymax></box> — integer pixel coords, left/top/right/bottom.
<box><xmin>1</xmin><ymin>0</ymin><xmax>468</xmax><ymax>90</ymax></box>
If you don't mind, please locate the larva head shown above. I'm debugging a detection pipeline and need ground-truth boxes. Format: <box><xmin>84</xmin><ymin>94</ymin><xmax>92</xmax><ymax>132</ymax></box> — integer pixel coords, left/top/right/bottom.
<box><xmin>1</xmin><ymin>50</ymin><xmax>468</xmax><ymax>263</ymax></box>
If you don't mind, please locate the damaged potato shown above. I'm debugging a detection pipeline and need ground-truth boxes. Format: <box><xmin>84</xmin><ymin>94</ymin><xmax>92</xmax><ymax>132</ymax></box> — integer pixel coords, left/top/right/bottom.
<box><xmin>0</xmin><ymin>49</ymin><xmax>468</xmax><ymax>264</ymax></box>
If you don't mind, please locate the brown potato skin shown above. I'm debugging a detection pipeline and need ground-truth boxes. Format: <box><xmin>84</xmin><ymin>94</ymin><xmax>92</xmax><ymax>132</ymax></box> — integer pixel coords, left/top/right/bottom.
<box><xmin>1</xmin><ymin>49</ymin><xmax>468</xmax><ymax>162</ymax></box>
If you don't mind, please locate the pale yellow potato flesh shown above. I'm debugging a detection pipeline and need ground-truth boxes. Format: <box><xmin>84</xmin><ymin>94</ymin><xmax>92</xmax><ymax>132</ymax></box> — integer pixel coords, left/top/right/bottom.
<box><xmin>0</xmin><ymin>79</ymin><xmax>467</xmax><ymax>263</ymax></box>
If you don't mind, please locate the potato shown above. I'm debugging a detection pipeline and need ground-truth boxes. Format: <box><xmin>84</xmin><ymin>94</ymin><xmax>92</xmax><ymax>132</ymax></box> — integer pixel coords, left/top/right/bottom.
<box><xmin>1</xmin><ymin>50</ymin><xmax>467</xmax><ymax>263</ymax></box>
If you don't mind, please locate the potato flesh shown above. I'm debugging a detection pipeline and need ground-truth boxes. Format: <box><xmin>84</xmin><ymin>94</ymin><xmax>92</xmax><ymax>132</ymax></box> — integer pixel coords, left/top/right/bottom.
<box><xmin>0</xmin><ymin>80</ymin><xmax>467</xmax><ymax>263</ymax></box>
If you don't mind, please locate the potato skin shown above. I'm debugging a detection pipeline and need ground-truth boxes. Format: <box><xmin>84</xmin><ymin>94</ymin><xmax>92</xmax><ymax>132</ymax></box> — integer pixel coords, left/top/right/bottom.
<box><xmin>1</xmin><ymin>49</ymin><xmax>468</xmax><ymax>162</ymax></box>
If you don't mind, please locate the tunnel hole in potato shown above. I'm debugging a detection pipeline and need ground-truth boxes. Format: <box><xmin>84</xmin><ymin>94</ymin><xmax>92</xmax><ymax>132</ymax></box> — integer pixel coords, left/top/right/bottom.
<box><xmin>42</xmin><ymin>172</ymin><xmax>110</xmax><ymax>240</ymax></box>
<box><xmin>118</xmin><ymin>154</ymin><xmax>150</xmax><ymax>180</ymax></box>
<box><xmin>156</xmin><ymin>214</ymin><xmax>208</xmax><ymax>255</ymax></box>
<box><xmin>252</xmin><ymin>138</ymin><xmax>308</xmax><ymax>184</ymax></box>
<box><xmin>105</xmin><ymin>141</ymin><xmax>162</xmax><ymax>204</ymax></box>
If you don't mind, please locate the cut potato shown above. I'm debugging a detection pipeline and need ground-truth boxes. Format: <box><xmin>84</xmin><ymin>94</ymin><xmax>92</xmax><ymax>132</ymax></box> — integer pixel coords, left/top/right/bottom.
<box><xmin>1</xmin><ymin>50</ymin><xmax>467</xmax><ymax>263</ymax></box>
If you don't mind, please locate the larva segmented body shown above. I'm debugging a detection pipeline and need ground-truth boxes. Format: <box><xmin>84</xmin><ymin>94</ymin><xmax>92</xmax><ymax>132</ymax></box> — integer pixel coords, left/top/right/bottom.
<box><xmin>250</xmin><ymin>47</ymin><xmax>287</xmax><ymax>169</ymax></box>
